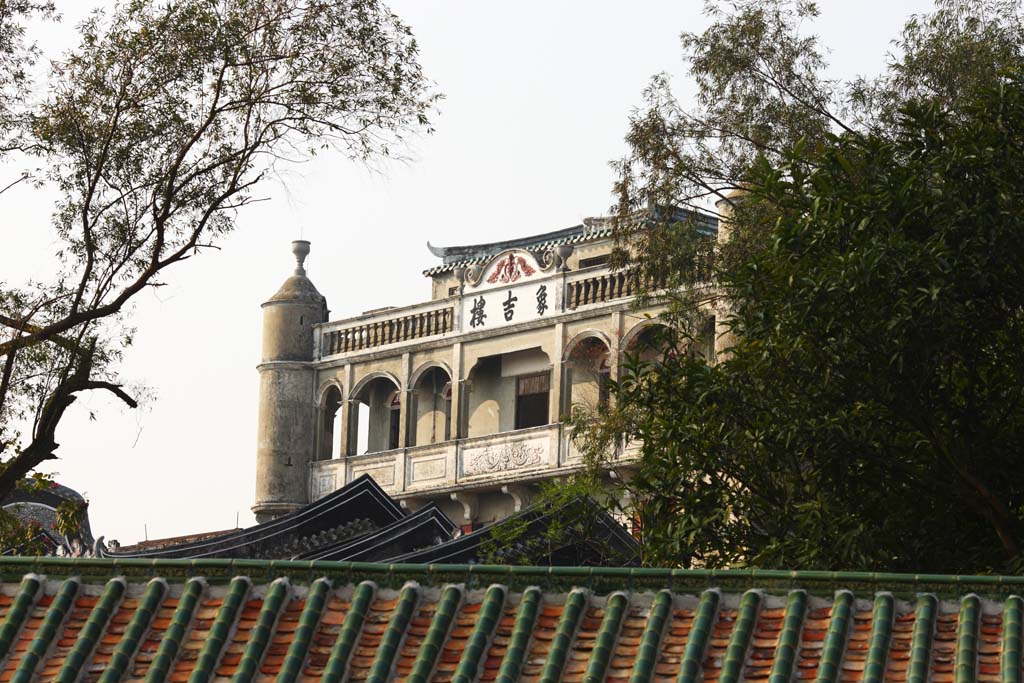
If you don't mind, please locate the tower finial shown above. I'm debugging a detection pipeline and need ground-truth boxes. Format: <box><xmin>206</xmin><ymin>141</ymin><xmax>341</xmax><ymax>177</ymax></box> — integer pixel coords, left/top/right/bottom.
<box><xmin>291</xmin><ymin>240</ymin><xmax>310</xmax><ymax>276</ymax></box>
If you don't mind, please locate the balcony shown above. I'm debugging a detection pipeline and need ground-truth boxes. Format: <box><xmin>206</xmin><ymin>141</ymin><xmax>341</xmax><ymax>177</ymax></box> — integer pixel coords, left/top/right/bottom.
<box><xmin>311</xmin><ymin>424</ymin><xmax>565</xmax><ymax>498</ymax></box>
<box><xmin>564</xmin><ymin>269</ymin><xmax>637</xmax><ymax>309</ymax></box>
<box><xmin>315</xmin><ymin>261</ymin><xmax>648</xmax><ymax>361</ymax></box>
<box><xmin>318</xmin><ymin>298</ymin><xmax>456</xmax><ymax>358</ymax></box>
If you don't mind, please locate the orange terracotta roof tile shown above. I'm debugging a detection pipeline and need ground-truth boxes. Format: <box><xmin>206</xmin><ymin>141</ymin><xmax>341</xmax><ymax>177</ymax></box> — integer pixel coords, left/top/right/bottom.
<box><xmin>0</xmin><ymin>560</ymin><xmax>1018</xmax><ymax>683</ymax></box>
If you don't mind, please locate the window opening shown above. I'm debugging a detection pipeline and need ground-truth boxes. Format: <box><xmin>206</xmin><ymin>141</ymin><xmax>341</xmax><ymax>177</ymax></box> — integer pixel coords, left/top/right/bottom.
<box><xmin>515</xmin><ymin>372</ymin><xmax>550</xmax><ymax>430</ymax></box>
<box><xmin>320</xmin><ymin>387</ymin><xmax>343</xmax><ymax>460</ymax></box>
<box><xmin>578</xmin><ymin>254</ymin><xmax>610</xmax><ymax>269</ymax></box>
<box><xmin>388</xmin><ymin>391</ymin><xmax>401</xmax><ymax>450</ymax></box>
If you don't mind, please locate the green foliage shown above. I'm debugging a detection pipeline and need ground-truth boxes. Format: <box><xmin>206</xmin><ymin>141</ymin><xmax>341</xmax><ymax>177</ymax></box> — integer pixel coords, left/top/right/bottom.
<box><xmin>481</xmin><ymin>474</ymin><xmax>635</xmax><ymax>566</ymax></box>
<box><xmin>590</xmin><ymin>0</ymin><xmax>1024</xmax><ymax>573</ymax></box>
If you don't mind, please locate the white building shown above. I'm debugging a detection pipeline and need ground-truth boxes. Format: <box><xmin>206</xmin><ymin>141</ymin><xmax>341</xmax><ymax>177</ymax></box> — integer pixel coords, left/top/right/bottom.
<box><xmin>253</xmin><ymin>212</ymin><xmax>718</xmax><ymax>529</ymax></box>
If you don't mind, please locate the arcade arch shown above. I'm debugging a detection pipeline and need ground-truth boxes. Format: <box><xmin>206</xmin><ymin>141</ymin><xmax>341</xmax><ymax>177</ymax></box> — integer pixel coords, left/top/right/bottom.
<box><xmin>317</xmin><ymin>382</ymin><xmax>343</xmax><ymax>460</ymax></box>
<box><xmin>463</xmin><ymin>347</ymin><xmax>552</xmax><ymax>438</ymax></box>
<box><xmin>349</xmin><ymin>373</ymin><xmax>402</xmax><ymax>454</ymax></box>
<box><xmin>565</xmin><ymin>336</ymin><xmax>611</xmax><ymax>413</ymax></box>
<box><xmin>409</xmin><ymin>365</ymin><xmax>452</xmax><ymax>446</ymax></box>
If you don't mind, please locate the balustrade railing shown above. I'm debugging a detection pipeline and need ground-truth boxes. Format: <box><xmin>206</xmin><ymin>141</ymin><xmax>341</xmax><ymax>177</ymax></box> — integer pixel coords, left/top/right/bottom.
<box><xmin>320</xmin><ymin>305</ymin><xmax>454</xmax><ymax>356</ymax></box>
<box><xmin>565</xmin><ymin>269</ymin><xmax>668</xmax><ymax>309</ymax></box>
<box><xmin>566</xmin><ymin>270</ymin><xmax>636</xmax><ymax>309</ymax></box>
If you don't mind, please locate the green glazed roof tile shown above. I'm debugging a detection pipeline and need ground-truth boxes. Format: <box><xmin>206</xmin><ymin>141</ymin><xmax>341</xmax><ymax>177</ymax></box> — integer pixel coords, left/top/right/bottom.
<box><xmin>0</xmin><ymin>558</ymin><xmax>1018</xmax><ymax>682</ymax></box>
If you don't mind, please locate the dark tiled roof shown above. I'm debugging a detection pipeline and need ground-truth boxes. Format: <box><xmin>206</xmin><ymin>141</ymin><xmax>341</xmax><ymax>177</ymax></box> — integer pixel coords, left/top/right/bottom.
<box><xmin>389</xmin><ymin>496</ymin><xmax>640</xmax><ymax>566</ymax></box>
<box><xmin>98</xmin><ymin>475</ymin><xmax>403</xmax><ymax>560</ymax></box>
<box><xmin>422</xmin><ymin>220</ymin><xmax>615</xmax><ymax>277</ymax></box>
<box><xmin>97</xmin><ymin>475</ymin><xmax>636</xmax><ymax>568</ymax></box>
<box><xmin>115</xmin><ymin>529</ymin><xmax>240</xmax><ymax>554</ymax></box>
<box><xmin>0</xmin><ymin>557</ymin><xmax>1019</xmax><ymax>683</ymax></box>
<box><xmin>422</xmin><ymin>209</ymin><xmax>719</xmax><ymax>277</ymax></box>
<box><xmin>2</xmin><ymin>482</ymin><xmax>94</xmax><ymax>555</ymax></box>
<box><xmin>292</xmin><ymin>505</ymin><xmax>457</xmax><ymax>562</ymax></box>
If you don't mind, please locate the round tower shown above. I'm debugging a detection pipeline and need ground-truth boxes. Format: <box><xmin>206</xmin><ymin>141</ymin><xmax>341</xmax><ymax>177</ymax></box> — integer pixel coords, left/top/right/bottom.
<box><xmin>253</xmin><ymin>241</ymin><xmax>328</xmax><ymax>523</ymax></box>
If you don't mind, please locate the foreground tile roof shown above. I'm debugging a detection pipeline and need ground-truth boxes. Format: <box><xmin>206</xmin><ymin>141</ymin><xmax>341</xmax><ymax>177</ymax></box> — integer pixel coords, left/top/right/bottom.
<box><xmin>0</xmin><ymin>558</ymin><xmax>1019</xmax><ymax>683</ymax></box>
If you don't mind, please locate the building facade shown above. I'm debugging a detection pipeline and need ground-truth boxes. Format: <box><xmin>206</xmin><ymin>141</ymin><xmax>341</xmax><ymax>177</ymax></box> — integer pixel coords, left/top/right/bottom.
<box><xmin>253</xmin><ymin>213</ymin><xmax>719</xmax><ymax>527</ymax></box>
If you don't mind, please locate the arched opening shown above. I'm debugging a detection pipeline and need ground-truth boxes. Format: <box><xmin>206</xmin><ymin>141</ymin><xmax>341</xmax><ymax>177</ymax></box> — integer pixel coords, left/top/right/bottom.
<box><xmin>318</xmin><ymin>384</ymin><xmax>343</xmax><ymax>460</ymax></box>
<box><xmin>565</xmin><ymin>337</ymin><xmax>611</xmax><ymax>414</ymax></box>
<box><xmin>624</xmin><ymin>323</ymin><xmax>674</xmax><ymax>365</ymax></box>
<box><xmin>410</xmin><ymin>366</ymin><xmax>452</xmax><ymax>447</ymax></box>
<box><xmin>350</xmin><ymin>376</ymin><xmax>402</xmax><ymax>454</ymax></box>
<box><xmin>464</xmin><ymin>347</ymin><xmax>551</xmax><ymax>438</ymax></box>
<box><xmin>625</xmin><ymin>318</ymin><xmax>716</xmax><ymax>365</ymax></box>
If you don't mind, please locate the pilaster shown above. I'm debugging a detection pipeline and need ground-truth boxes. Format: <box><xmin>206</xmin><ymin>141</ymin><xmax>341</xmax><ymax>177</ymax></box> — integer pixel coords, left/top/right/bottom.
<box><xmin>609</xmin><ymin>310</ymin><xmax>623</xmax><ymax>381</ymax></box>
<box><xmin>398</xmin><ymin>352</ymin><xmax>412</xmax><ymax>447</ymax></box>
<box><xmin>340</xmin><ymin>363</ymin><xmax>354</xmax><ymax>458</ymax></box>
<box><xmin>549</xmin><ymin>322</ymin><xmax>565</xmax><ymax>422</ymax></box>
<box><xmin>450</xmin><ymin>342</ymin><xmax>464</xmax><ymax>438</ymax></box>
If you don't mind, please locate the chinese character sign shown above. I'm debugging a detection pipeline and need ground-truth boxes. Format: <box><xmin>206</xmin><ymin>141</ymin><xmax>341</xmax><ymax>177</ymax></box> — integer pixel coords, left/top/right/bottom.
<box><xmin>469</xmin><ymin>296</ymin><xmax>487</xmax><ymax>328</ymax></box>
<box><xmin>461</xmin><ymin>280</ymin><xmax>561</xmax><ymax>330</ymax></box>
<box><xmin>536</xmin><ymin>285</ymin><xmax>548</xmax><ymax>315</ymax></box>
<box><xmin>502</xmin><ymin>291</ymin><xmax>518</xmax><ymax>321</ymax></box>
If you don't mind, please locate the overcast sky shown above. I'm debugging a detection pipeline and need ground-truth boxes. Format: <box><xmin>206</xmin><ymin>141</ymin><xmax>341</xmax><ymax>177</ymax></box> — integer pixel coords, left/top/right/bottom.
<box><xmin>2</xmin><ymin>0</ymin><xmax>936</xmax><ymax>545</ymax></box>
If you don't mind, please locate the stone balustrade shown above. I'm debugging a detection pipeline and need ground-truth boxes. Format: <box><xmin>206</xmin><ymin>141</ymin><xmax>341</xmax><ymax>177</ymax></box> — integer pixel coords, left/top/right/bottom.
<box><xmin>308</xmin><ymin>423</ymin><xmax>637</xmax><ymax>502</ymax></box>
<box><xmin>318</xmin><ymin>300</ymin><xmax>455</xmax><ymax>358</ymax></box>
<box><xmin>565</xmin><ymin>270</ymin><xmax>636</xmax><ymax>309</ymax></box>
<box><xmin>310</xmin><ymin>424</ymin><xmax>561</xmax><ymax>499</ymax></box>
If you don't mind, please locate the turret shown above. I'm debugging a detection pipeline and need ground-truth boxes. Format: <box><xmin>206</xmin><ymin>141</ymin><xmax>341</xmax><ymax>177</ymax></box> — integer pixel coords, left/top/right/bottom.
<box><xmin>253</xmin><ymin>241</ymin><xmax>327</xmax><ymax>523</ymax></box>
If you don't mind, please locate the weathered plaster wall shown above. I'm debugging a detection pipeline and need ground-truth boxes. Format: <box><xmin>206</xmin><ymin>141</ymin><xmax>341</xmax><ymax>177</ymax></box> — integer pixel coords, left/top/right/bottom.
<box><xmin>255</xmin><ymin>367</ymin><xmax>314</xmax><ymax>521</ymax></box>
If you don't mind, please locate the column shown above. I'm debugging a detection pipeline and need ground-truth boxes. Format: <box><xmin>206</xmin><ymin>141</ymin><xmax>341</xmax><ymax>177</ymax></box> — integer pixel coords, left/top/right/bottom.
<box><xmin>339</xmin><ymin>364</ymin><xmax>354</xmax><ymax>459</ymax></box>
<box><xmin>548</xmin><ymin>322</ymin><xmax>565</xmax><ymax>423</ymax></box>
<box><xmin>549</xmin><ymin>322</ymin><xmax>565</xmax><ymax>469</ymax></box>
<box><xmin>398</xmin><ymin>352</ymin><xmax>412</xmax><ymax>448</ymax></box>
<box><xmin>450</xmin><ymin>342</ymin><xmax>464</xmax><ymax>438</ymax></box>
<box><xmin>609</xmin><ymin>311</ymin><xmax>624</xmax><ymax>382</ymax></box>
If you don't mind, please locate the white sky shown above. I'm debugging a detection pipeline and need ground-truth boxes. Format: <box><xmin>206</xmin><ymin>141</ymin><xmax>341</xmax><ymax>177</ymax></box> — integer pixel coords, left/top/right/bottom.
<box><xmin>1</xmin><ymin>0</ymin><xmax>935</xmax><ymax>545</ymax></box>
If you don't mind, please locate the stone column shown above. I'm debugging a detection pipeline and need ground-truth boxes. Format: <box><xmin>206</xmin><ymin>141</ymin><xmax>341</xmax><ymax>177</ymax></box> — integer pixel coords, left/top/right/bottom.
<box><xmin>450</xmin><ymin>342</ymin><xmax>464</xmax><ymax>438</ymax></box>
<box><xmin>398</xmin><ymin>352</ymin><xmax>412</xmax><ymax>448</ymax></box>
<box><xmin>339</xmin><ymin>364</ymin><xmax>353</xmax><ymax>457</ymax></box>
<box><xmin>609</xmin><ymin>310</ymin><xmax>624</xmax><ymax>383</ymax></box>
<box><xmin>548</xmin><ymin>322</ymin><xmax>565</xmax><ymax>423</ymax></box>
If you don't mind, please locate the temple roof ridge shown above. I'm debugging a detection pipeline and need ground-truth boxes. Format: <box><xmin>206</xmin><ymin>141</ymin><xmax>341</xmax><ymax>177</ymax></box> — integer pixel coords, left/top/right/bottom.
<box><xmin>423</xmin><ymin>217</ymin><xmax>615</xmax><ymax>276</ymax></box>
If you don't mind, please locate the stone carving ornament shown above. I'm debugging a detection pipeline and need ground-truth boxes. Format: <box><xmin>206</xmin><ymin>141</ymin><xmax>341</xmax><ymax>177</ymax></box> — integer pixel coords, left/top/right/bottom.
<box><xmin>467</xmin><ymin>441</ymin><xmax>544</xmax><ymax>475</ymax></box>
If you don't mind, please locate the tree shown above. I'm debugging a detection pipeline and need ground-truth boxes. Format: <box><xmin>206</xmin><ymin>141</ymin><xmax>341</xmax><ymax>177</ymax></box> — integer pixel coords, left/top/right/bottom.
<box><xmin>584</xmin><ymin>0</ymin><xmax>1024</xmax><ymax>573</ymax></box>
<box><xmin>0</xmin><ymin>0</ymin><xmax>437</xmax><ymax>510</ymax></box>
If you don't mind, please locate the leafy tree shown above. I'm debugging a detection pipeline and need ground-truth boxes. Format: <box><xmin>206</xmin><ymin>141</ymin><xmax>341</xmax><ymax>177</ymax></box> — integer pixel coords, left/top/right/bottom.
<box><xmin>584</xmin><ymin>0</ymin><xmax>1024</xmax><ymax>572</ymax></box>
<box><xmin>0</xmin><ymin>0</ymin><xmax>437</xmax><ymax>524</ymax></box>
<box><xmin>481</xmin><ymin>474</ymin><xmax>637</xmax><ymax>567</ymax></box>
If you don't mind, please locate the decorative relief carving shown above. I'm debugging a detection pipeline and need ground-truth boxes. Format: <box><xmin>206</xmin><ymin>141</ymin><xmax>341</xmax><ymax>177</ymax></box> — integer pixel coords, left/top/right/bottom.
<box><xmin>463</xmin><ymin>439</ymin><xmax>546</xmax><ymax>476</ymax></box>
<box><xmin>487</xmin><ymin>253</ymin><xmax>537</xmax><ymax>284</ymax></box>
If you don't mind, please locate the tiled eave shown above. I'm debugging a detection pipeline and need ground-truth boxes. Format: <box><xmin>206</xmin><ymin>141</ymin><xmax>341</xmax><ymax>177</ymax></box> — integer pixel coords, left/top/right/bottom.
<box><xmin>0</xmin><ymin>558</ymin><xmax>1019</xmax><ymax>683</ymax></box>
<box><xmin>422</xmin><ymin>225</ymin><xmax>614</xmax><ymax>277</ymax></box>
<box><xmin>6</xmin><ymin>557</ymin><xmax>1024</xmax><ymax>596</ymax></box>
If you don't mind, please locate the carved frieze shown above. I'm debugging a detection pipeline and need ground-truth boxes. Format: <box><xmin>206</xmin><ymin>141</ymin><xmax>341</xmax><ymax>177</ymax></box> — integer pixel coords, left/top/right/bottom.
<box><xmin>462</xmin><ymin>438</ymin><xmax>547</xmax><ymax>476</ymax></box>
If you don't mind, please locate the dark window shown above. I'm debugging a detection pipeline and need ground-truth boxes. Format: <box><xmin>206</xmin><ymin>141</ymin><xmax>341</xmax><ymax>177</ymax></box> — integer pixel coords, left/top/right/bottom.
<box><xmin>443</xmin><ymin>382</ymin><xmax>453</xmax><ymax>440</ymax></box>
<box><xmin>515</xmin><ymin>372</ymin><xmax>550</xmax><ymax>430</ymax></box>
<box><xmin>448</xmin><ymin>285</ymin><xmax>459</xmax><ymax>296</ymax></box>
<box><xmin>598</xmin><ymin>367</ymin><xmax>611</xmax><ymax>408</ymax></box>
<box><xmin>578</xmin><ymin>254</ymin><xmax>610</xmax><ymax>269</ymax></box>
<box><xmin>388</xmin><ymin>391</ymin><xmax>401</xmax><ymax>450</ymax></box>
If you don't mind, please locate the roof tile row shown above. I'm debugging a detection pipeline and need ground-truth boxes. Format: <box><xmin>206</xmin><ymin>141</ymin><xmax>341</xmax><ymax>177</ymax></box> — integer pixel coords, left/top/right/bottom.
<box><xmin>0</xmin><ymin>560</ymin><xmax>1018</xmax><ymax>682</ymax></box>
